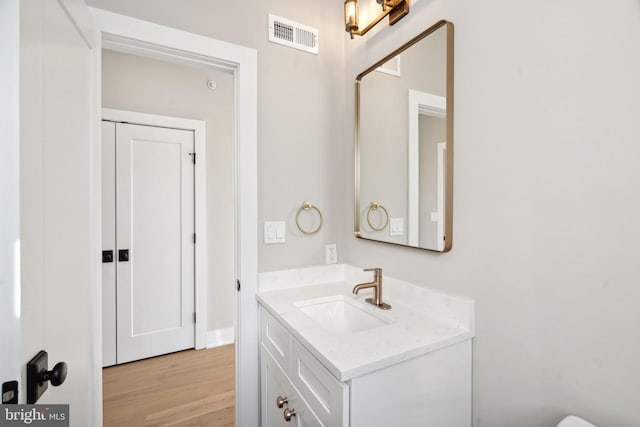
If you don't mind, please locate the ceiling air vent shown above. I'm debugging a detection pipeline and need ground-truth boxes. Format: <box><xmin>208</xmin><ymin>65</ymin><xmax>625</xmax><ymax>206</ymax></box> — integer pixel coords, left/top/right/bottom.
<box><xmin>268</xmin><ymin>14</ymin><xmax>318</xmax><ymax>55</ymax></box>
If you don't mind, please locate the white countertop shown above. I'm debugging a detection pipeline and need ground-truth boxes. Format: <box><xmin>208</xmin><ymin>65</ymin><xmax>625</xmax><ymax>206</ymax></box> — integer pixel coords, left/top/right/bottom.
<box><xmin>257</xmin><ymin>266</ymin><xmax>474</xmax><ymax>382</ymax></box>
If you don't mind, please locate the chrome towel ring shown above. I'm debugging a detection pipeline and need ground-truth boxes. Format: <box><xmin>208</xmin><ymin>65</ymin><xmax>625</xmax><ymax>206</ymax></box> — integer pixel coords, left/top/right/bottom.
<box><xmin>296</xmin><ymin>202</ymin><xmax>323</xmax><ymax>235</ymax></box>
<box><xmin>366</xmin><ymin>202</ymin><xmax>389</xmax><ymax>231</ymax></box>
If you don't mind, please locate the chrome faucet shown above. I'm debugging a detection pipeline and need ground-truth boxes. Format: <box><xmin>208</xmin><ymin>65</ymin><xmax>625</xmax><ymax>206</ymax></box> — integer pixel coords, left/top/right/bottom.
<box><xmin>353</xmin><ymin>268</ymin><xmax>391</xmax><ymax>310</ymax></box>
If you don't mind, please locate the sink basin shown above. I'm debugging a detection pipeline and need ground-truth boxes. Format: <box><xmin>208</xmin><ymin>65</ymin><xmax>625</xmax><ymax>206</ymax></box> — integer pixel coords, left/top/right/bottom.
<box><xmin>294</xmin><ymin>295</ymin><xmax>390</xmax><ymax>334</ymax></box>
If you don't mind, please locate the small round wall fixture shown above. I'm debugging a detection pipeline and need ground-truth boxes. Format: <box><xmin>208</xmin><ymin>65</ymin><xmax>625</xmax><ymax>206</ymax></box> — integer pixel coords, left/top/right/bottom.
<box><xmin>207</xmin><ymin>80</ymin><xmax>217</xmax><ymax>90</ymax></box>
<box><xmin>366</xmin><ymin>202</ymin><xmax>389</xmax><ymax>231</ymax></box>
<box><xmin>295</xmin><ymin>202</ymin><xmax>323</xmax><ymax>235</ymax></box>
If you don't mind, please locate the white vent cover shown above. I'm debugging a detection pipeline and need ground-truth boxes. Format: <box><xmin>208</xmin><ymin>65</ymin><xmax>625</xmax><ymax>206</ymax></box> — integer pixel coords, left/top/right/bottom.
<box><xmin>268</xmin><ymin>14</ymin><xmax>318</xmax><ymax>55</ymax></box>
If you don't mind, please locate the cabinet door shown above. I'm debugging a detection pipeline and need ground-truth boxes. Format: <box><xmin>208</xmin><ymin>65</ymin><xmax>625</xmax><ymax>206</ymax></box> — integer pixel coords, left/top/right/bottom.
<box><xmin>262</xmin><ymin>347</ymin><xmax>324</xmax><ymax>427</ymax></box>
<box><xmin>262</xmin><ymin>346</ymin><xmax>291</xmax><ymax>427</ymax></box>
<box><xmin>288</xmin><ymin>393</ymin><xmax>323</xmax><ymax>427</ymax></box>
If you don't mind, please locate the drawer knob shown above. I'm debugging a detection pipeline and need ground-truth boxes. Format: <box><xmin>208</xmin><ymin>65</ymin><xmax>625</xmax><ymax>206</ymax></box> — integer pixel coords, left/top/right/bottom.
<box><xmin>283</xmin><ymin>408</ymin><xmax>296</xmax><ymax>421</ymax></box>
<box><xmin>276</xmin><ymin>396</ymin><xmax>288</xmax><ymax>408</ymax></box>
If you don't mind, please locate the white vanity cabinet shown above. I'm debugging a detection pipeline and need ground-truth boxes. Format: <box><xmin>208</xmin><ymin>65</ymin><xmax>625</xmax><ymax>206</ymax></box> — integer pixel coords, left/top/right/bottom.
<box><xmin>261</xmin><ymin>308</ymin><xmax>349</xmax><ymax>427</ymax></box>
<box><xmin>260</xmin><ymin>306</ymin><xmax>472</xmax><ymax>427</ymax></box>
<box><xmin>262</xmin><ymin>349</ymin><xmax>323</xmax><ymax>427</ymax></box>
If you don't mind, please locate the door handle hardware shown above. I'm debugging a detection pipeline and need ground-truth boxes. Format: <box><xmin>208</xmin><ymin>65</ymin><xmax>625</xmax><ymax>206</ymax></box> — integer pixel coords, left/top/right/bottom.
<box><xmin>283</xmin><ymin>408</ymin><xmax>296</xmax><ymax>421</ymax></box>
<box><xmin>42</xmin><ymin>362</ymin><xmax>67</xmax><ymax>387</ymax></box>
<box><xmin>26</xmin><ymin>350</ymin><xmax>68</xmax><ymax>404</ymax></box>
<box><xmin>102</xmin><ymin>250</ymin><xmax>114</xmax><ymax>263</ymax></box>
<box><xmin>276</xmin><ymin>395</ymin><xmax>288</xmax><ymax>408</ymax></box>
<box><xmin>118</xmin><ymin>249</ymin><xmax>129</xmax><ymax>262</ymax></box>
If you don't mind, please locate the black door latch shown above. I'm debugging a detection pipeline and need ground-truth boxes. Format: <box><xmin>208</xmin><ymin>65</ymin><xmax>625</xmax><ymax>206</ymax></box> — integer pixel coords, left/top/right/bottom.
<box><xmin>102</xmin><ymin>250</ymin><xmax>114</xmax><ymax>263</ymax></box>
<box><xmin>118</xmin><ymin>249</ymin><xmax>129</xmax><ymax>262</ymax></box>
<box><xmin>2</xmin><ymin>381</ymin><xmax>18</xmax><ymax>404</ymax></box>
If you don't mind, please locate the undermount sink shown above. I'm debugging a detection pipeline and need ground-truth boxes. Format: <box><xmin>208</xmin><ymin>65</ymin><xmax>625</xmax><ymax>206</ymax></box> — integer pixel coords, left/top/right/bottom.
<box><xmin>294</xmin><ymin>295</ymin><xmax>390</xmax><ymax>334</ymax></box>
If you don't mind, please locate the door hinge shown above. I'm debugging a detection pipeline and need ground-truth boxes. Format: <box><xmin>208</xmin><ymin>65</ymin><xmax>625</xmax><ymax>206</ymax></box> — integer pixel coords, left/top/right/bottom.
<box><xmin>193</xmin><ymin>312</ymin><xmax>197</xmax><ymax>323</ymax></box>
<box><xmin>193</xmin><ymin>233</ymin><xmax>196</xmax><ymax>244</ymax></box>
<box><xmin>237</xmin><ymin>280</ymin><xmax>241</xmax><ymax>291</ymax></box>
<box><xmin>189</xmin><ymin>152</ymin><xmax>196</xmax><ymax>164</ymax></box>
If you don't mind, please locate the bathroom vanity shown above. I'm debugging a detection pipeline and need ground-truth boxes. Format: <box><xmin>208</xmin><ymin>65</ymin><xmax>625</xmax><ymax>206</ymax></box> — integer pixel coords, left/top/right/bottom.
<box><xmin>257</xmin><ymin>18</ymin><xmax>464</xmax><ymax>427</ymax></box>
<box><xmin>257</xmin><ymin>265</ymin><xmax>474</xmax><ymax>427</ymax></box>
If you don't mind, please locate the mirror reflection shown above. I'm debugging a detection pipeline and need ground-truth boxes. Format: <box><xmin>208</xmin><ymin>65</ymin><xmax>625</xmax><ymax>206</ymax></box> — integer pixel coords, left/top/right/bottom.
<box><xmin>355</xmin><ymin>20</ymin><xmax>453</xmax><ymax>252</ymax></box>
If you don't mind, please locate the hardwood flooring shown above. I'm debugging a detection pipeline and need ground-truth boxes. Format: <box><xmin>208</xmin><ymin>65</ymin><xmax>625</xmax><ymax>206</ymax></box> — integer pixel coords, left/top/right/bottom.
<box><xmin>103</xmin><ymin>345</ymin><xmax>234</xmax><ymax>427</ymax></box>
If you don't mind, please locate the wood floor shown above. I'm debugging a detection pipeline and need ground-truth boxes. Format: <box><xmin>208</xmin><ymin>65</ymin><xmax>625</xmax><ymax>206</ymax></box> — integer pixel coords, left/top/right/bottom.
<box><xmin>103</xmin><ymin>345</ymin><xmax>235</xmax><ymax>427</ymax></box>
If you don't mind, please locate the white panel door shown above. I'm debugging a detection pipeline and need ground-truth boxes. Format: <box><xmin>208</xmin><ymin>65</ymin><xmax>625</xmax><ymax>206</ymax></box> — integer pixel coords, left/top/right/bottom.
<box><xmin>4</xmin><ymin>0</ymin><xmax>98</xmax><ymax>420</ymax></box>
<box><xmin>0</xmin><ymin>0</ymin><xmax>22</xmax><ymax>390</ymax></box>
<box><xmin>115</xmin><ymin>122</ymin><xmax>195</xmax><ymax>363</ymax></box>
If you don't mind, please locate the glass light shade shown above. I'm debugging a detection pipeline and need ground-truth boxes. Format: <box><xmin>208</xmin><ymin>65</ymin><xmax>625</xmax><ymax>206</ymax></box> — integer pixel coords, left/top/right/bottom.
<box><xmin>344</xmin><ymin>0</ymin><xmax>359</xmax><ymax>32</ymax></box>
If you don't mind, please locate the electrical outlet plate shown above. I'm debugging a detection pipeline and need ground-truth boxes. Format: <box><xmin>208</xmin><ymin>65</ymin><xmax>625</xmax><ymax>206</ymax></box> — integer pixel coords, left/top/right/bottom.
<box><xmin>325</xmin><ymin>243</ymin><xmax>337</xmax><ymax>264</ymax></box>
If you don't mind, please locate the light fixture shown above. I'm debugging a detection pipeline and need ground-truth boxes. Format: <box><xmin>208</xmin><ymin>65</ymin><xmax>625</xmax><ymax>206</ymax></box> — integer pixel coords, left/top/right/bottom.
<box><xmin>344</xmin><ymin>0</ymin><xmax>410</xmax><ymax>39</ymax></box>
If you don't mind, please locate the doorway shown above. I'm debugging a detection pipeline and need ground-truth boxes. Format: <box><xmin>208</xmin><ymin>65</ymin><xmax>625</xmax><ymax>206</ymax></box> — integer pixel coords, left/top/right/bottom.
<box><xmin>92</xmin><ymin>8</ymin><xmax>259</xmax><ymax>425</ymax></box>
<box><xmin>102</xmin><ymin>116</ymin><xmax>198</xmax><ymax>366</ymax></box>
<box><xmin>100</xmin><ymin>39</ymin><xmax>234</xmax><ymax>411</ymax></box>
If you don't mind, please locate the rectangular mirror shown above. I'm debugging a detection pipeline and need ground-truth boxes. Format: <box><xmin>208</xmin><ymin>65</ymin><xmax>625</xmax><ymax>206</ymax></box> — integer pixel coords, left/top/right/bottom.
<box><xmin>355</xmin><ymin>20</ymin><xmax>454</xmax><ymax>252</ymax></box>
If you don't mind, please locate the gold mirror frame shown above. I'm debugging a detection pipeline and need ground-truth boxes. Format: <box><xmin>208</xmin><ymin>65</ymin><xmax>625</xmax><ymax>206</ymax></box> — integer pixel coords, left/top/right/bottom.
<box><xmin>354</xmin><ymin>20</ymin><xmax>454</xmax><ymax>252</ymax></box>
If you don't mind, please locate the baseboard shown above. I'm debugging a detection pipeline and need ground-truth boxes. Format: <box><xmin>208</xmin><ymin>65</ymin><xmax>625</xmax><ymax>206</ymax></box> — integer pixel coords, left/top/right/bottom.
<box><xmin>206</xmin><ymin>327</ymin><xmax>234</xmax><ymax>349</ymax></box>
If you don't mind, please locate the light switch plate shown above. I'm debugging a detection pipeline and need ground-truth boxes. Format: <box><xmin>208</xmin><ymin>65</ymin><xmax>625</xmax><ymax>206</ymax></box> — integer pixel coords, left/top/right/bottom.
<box><xmin>389</xmin><ymin>217</ymin><xmax>404</xmax><ymax>236</ymax></box>
<box><xmin>264</xmin><ymin>221</ymin><xmax>286</xmax><ymax>244</ymax></box>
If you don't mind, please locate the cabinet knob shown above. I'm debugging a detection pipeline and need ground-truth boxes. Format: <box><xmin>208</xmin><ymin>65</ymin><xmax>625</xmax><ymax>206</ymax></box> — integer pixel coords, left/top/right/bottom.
<box><xmin>276</xmin><ymin>396</ymin><xmax>288</xmax><ymax>408</ymax></box>
<box><xmin>283</xmin><ymin>408</ymin><xmax>296</xmax><ymax>421</ymax></box>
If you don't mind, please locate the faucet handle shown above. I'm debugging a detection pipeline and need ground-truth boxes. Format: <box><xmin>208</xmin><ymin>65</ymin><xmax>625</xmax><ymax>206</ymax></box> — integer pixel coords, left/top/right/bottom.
<box><xmin>363</xmin><ymin>267</ymin><xmax>382</xmax><ymax>274</ymax></box>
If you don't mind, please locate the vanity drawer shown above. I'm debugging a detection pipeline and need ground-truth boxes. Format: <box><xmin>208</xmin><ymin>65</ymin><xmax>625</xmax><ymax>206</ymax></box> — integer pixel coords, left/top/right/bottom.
<box><xmin>291</xmin><ymin>340</ymin><xmax>349</xmax><ymax>427</ymax></box>
<box><xmin>261</xmin><ymin>347</ymin><xmax>324</xmax><ymax>427</ymax></box>
<box><xmin>260</xmin><ymin>308</ymin><xmax>291</xmax><ymax>372</ymax></box>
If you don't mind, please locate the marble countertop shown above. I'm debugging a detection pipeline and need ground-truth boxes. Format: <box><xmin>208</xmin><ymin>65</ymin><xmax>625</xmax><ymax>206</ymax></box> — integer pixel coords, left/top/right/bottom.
<box><xmin>257</xmin><ymin>267</ymin><xmax>474</xmax><ymax>382</ymax></box>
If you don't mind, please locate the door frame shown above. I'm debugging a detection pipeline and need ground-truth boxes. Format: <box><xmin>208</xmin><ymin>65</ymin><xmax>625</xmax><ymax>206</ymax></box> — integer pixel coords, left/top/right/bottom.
<box><xmin>436</xmin><ymin>141</ymin><xmax>446</xmax><ymax>251</ymax></box>
<box><xmin>0</xmin><ymin>0</ymin><xmax>21</xmax><ymax>385</ymax></box>
<box><xmin>90</xmin><ymin>9</ymin><xmax>259</xmax><ymax>425</ymax></box>
<box><xmin>407</xmin><ymin>89</ymin><xmax>446</xmax><ymax>247</ymax></box>
<box><xmin>102</xmin><ymin>108</ymin><xmax>208</xmax><ymax>353</ymax></box>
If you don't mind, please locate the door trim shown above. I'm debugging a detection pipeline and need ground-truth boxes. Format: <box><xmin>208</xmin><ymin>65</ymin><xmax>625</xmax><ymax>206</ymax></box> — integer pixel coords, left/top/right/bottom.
<box><xmin>407</xmin><ymin>89</ymin><xmax>446</xmax><ymax>247</ymax></box>
<box><xmin>102</xmin><ymin>109</ymin><xmax>208</xmax><ymax>351</ymax></box>
<box><xmin>90</xmin><ymin>9</ymin><xmax>259</xmax><ymax>426</ymax></box>
<box><xmin>0</xmin><ymin>0</ymin><xmax>21</xmax><ymax>386</ymax></box>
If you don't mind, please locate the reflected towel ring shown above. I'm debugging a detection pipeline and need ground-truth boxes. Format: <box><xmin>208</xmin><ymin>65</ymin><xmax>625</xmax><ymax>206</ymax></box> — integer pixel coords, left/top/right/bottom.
<box><xmin>366</xmin><ymin>202</ymin><xmax>389</xmax><ymax>231</ymax></box>
<box><xmin>296</xmin><ymin>202</ymin><xmax>323</xmax><ymax>235</ymax></box>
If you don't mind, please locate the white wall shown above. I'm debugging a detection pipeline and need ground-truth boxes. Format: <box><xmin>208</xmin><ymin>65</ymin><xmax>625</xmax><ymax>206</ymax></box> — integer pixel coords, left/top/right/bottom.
<box><xmin>87</xmin><ymin>0</ymin><xmax>348</xmax><ymax>272</ymax></box>
<box><xmin>101</xmin><ymin>50</ymin><xmax>235</xmax><ymax>335</ymax></box>
<box><xmin>345</xmin><ymin>0</ymin><xmax>640</xmax><ymax>426</ymax></box>
<box><xmin>84</xmin><ymin>0</ymin><xmax>640</xmax><ymax>425</ymax></box>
